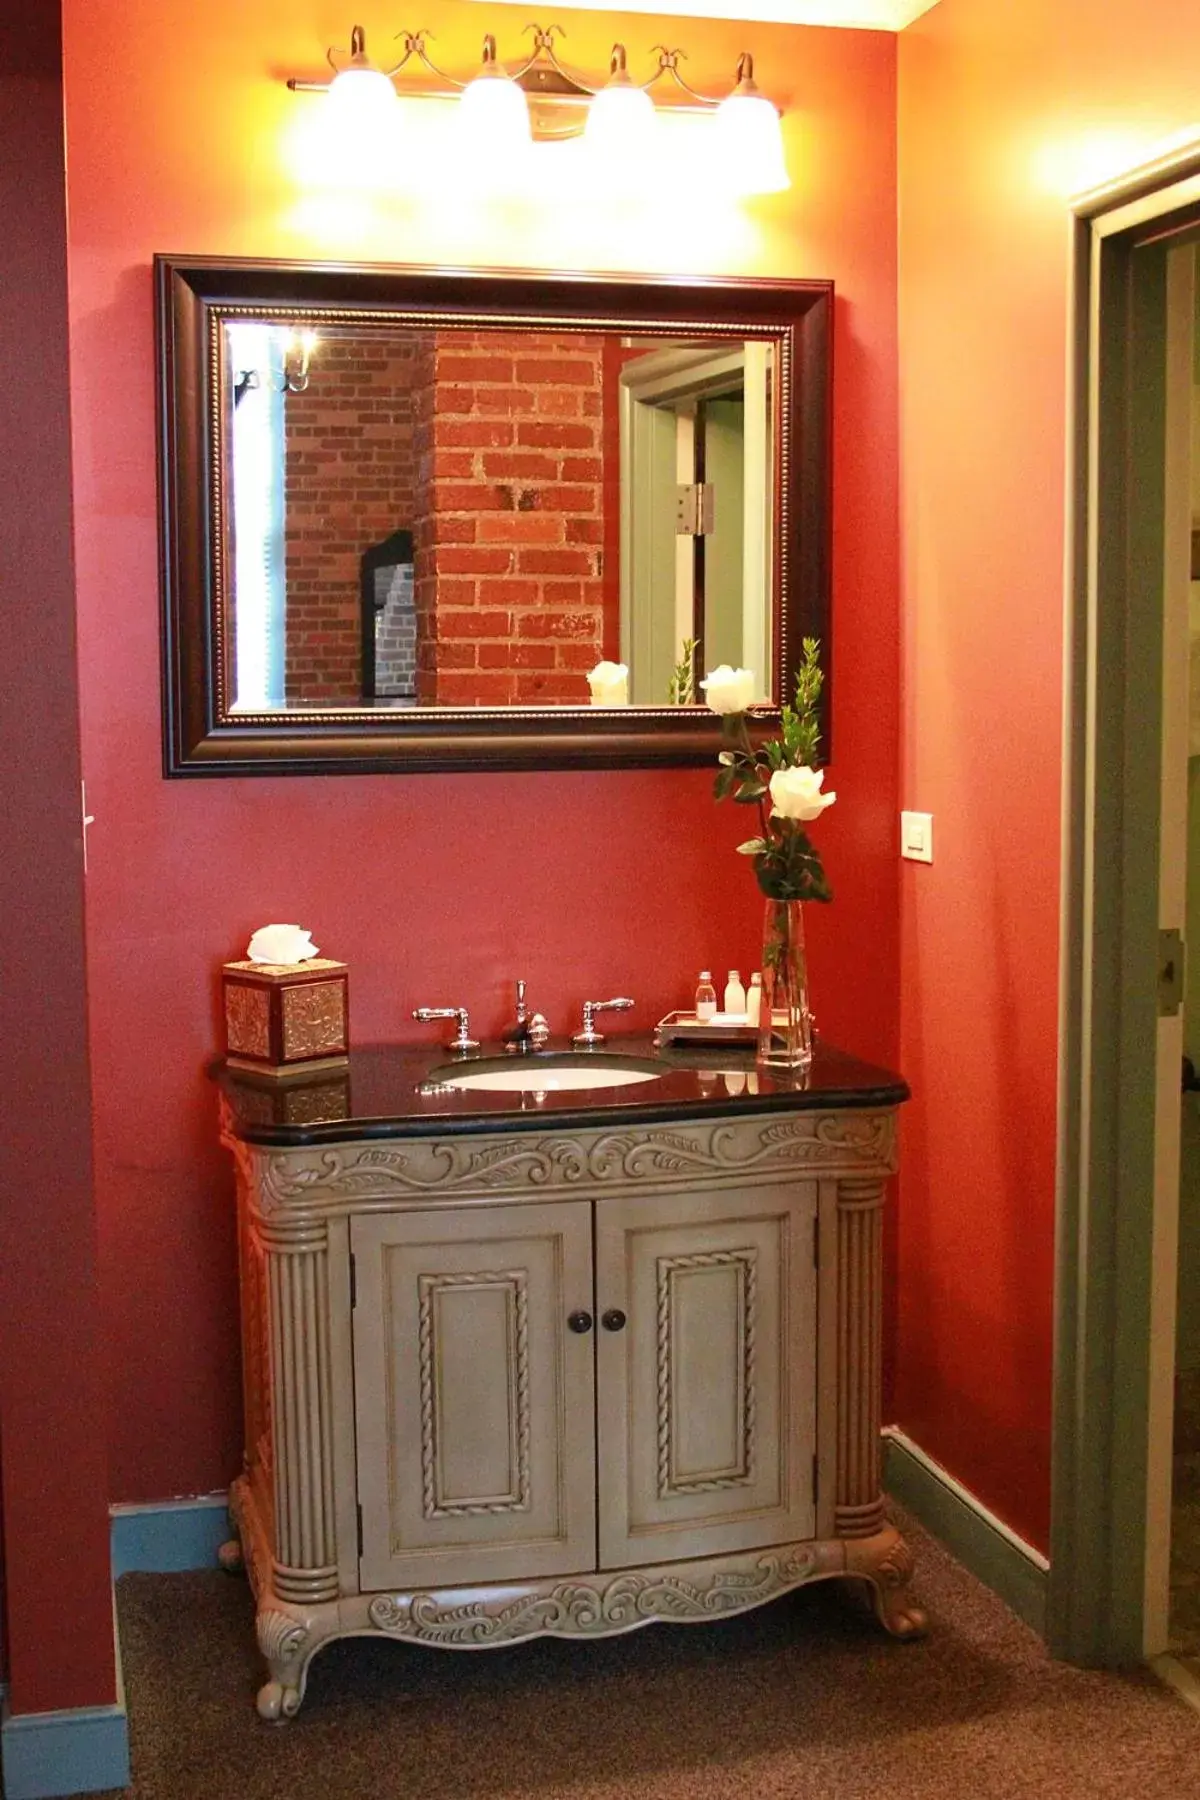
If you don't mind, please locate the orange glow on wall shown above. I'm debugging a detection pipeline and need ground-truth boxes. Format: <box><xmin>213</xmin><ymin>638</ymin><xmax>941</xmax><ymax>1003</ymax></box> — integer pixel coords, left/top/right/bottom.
<box><xmin>1027</xmin><ymin>125</ymin><xmax>1186</xmax><ymax>199</ymax></box>
<box><xmin>897</xmin><ymin>0</ymin><xmax>1200</xmax><ymax>1553</ymax></box>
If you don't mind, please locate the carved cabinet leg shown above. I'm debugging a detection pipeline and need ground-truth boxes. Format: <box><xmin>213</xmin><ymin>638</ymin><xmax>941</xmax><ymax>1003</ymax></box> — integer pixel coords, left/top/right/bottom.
<box><xmin>843</xmin><ymin>1526</ymin><xmax>928</xmax><ymax>1640</ymax></box>
<box><xmin>834</xmin><ymin>1177</ymin><xmax>887</xmax><ymax>1542</ymax></box>
<box><xmin>831</xmin><ymin>1176</ymin><xmax>925</xmax><ymax>1642</ymax></box>
<box><xmin>255</xmin><ymin>1608</ymin><xmax>314</xmax><ymax>1722</ymax></box>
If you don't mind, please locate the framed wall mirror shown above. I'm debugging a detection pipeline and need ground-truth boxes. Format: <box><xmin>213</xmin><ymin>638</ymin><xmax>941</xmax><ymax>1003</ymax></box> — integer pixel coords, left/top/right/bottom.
<box><xmin>156</xmin><ymin>256</ymin><xmax>831</xmax><ymax>775</ymax></box>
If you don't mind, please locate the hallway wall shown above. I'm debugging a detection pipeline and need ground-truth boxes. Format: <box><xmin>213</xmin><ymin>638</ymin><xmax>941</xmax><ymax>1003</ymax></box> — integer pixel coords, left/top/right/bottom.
<box><xmin>0</xmin><ymin>2</ymin><xmax>115</xmax><ymax>1716</ymax></box>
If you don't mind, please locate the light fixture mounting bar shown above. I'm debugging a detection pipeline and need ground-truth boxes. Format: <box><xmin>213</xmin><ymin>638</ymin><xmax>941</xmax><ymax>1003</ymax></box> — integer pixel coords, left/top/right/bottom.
<box><xmin>284</xmin><ymin>22</ymin><xmax>782</xmax><ymax>121</ymax></box>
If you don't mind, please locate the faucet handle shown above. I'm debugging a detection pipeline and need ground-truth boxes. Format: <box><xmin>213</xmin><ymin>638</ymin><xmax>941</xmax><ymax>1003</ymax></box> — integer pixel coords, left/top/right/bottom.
<box><xmin>413</xmin><ymin>1005</ymin><xmax>479</xmax><ymax>1053</ymax></box>
<box><xmin>572</xmin><ymin>996</ymin><xmax>634</xmax><ymax>1048</ymax></box>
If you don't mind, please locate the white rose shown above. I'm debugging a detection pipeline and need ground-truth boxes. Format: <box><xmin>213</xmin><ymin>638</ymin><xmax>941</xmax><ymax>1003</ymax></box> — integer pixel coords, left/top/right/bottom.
<box><xmin>246</xmin><ymin>923</ymin><xmax>319</xmax><ymax>965</ymax></box>
<box><xmin>587</xmin><ymin>660</ymin><xmax>629</xmax><ymax>706</ymax></box>
<box><xmin>700</xmin><ymin>665</ymin><xmax>757</xmax><ymax>714</ymax></box>
<box><xmin>769</xmin><ymin>766</ymin><xmax>836</xmax><ymax>822</ymax></box>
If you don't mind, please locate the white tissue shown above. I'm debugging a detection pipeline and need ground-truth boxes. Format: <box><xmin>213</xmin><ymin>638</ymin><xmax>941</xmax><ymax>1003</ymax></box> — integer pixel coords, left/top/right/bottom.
<box><xmin>246</xmin><ymin>923</ymin><xmax>319</xmax><ymax>966</ymax></box>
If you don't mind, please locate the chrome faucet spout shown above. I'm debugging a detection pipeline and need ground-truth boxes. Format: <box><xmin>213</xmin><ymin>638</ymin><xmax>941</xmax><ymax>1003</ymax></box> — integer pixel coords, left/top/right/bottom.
<box><xmin>504</xmin><ymin>980</ymin><xmax>551</xmax><ymax>1052</ymax></box>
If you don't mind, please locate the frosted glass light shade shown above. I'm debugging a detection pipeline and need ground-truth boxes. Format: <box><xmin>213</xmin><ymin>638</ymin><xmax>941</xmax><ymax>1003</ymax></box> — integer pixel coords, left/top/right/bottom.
<box><xmin>458</xmin><ymin>70</ymin><xmax>531</xmax><ymax>159</ymax></box>
<box><xmin>327</xmin><ymin>63</ymin><xmax>398</xmax><ymax>122</ymax></box>
<box><xmin>714</xmin><ymin>89</ymin><xmax>789</xmax><ymax>195</ymax></box>
<box><xmin>584</xmin><ymin>79</ymin><xmax>656</xmax><ymax>159</ymax></box>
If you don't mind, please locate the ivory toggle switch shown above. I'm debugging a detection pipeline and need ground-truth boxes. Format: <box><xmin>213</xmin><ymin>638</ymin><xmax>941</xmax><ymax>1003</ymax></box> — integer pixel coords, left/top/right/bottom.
<box><xmin>901</xmin><ymin>811</ymin><xmax>934</xmax><ymax>864</ymax></box>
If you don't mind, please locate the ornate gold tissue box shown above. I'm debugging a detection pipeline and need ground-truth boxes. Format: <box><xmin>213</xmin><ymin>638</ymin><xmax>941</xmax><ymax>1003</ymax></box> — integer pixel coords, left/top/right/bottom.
<box><xmin>222</xmin><ymin>959</ymin><xmax>350</xmax><ymax>1076</ymax></box>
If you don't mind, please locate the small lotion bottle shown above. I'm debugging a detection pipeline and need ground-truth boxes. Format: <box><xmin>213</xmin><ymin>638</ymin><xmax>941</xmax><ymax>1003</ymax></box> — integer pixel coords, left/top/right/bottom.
<box><xmin>724</xmin><ymin>969</ymin><xmax>747</xmax><ymax>1014</ymax></box>
<box><xmin>695</xmin><ymin>971</ymin><xmax>717</xmax><ymax>1020</ymax></box>
<box><xmin>746</xmin><ymin>972</ymin><xmax>762</xmax><ymax>1027</ymax></box>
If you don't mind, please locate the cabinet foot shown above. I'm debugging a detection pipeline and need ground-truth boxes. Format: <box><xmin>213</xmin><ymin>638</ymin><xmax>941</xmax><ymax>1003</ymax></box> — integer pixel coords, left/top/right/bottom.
<box><xmin>217</xmin><ymin>1538</ymin><xmax>244</xmax><ymax>1575</ymax></box>
<box><xmin>256</xmin><ymin>1680</ymin><xmax>301</xmax><ymax>1723</ymax></box>
<box><xmin>254</xmin><ymin>1608</ymin><xmax>316</xmax><ymax>1721</ymax></box>
<box><xmin>842</xmin><ymin>1526</ymin><xmax>927</xmax><ymax>1640</ymax></box>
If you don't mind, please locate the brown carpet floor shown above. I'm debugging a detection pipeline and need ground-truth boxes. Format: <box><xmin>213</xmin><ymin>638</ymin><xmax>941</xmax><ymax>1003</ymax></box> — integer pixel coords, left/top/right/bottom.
<box><xmin>104</xmin><ymin>1509</ymin><xmax>1200</xmax><ymax>1800</ymax></box>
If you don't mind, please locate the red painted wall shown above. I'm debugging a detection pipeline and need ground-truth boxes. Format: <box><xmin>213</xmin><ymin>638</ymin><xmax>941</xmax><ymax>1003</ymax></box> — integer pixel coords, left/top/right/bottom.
<box><xmin>61</xmin><ymin>0</ymin><xmax>898</xmax><ymax>1509</ymax></box>
<box><xmin>896</xmin><ymin>0</ymin><xmax>1200</xmax><ymax>1551</ymax></box>
<box><xmin>0</xmin><ymin>4</ymin><xmax>116</xmax><ymax>1715</ymax></box>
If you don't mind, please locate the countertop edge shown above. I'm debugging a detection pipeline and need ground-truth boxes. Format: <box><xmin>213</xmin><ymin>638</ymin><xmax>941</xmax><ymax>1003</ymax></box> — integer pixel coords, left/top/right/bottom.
<box><xmin>228</xmin><ymin>1080</ymin><xmax>911</xmax><ymax>1149</ymax></box>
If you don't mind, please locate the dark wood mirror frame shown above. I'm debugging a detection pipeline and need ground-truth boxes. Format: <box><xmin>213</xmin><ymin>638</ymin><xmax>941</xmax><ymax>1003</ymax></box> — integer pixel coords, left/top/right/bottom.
<box><xmin>155</xmin><ymin>255</ymin><xmax>832</xmax><ymax>777</ymax></box>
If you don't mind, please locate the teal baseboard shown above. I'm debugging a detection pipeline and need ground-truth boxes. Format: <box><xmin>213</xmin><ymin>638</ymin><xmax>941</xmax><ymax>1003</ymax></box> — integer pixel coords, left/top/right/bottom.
<box><xmin>110</xmin><ymin>1494</ymin><xmax>230</xmax><ymax>1576</ymax></box>
<box><xmin>1</xmin><ymin>1700</ymin><xmax>130</xmax><ymax>1800</ymax></box>
<box><xmin>0</xmin><ymin>1497</ymin><xmax>229</xmax><ymax>1798</ymax></box>
<box><xmin>883</xmin><ymin>1427</ymin><xmax>1050</xmax><ymax>1635</ymax></box>
<box><xmin>1</xmin><ymin>1597</ymin><xmax>128</xmax><ymax>1800</ymax></box>
<box><xmin>1</xmin><ymin>1619</ymin><xmax>128</xmax><ymax>1800</ymax></box>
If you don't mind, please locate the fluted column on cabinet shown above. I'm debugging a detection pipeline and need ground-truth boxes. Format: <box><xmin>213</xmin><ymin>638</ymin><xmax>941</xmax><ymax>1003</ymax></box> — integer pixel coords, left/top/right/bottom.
<box><xmin>834</xmin><ymin>1176</ymin><xmax>885</xmax><ymax>1539</ymax></box>
<box><xmin>258</xmin><ymin>1212</ymin><xmax>339</xmax><ymax>1603</ymax></box>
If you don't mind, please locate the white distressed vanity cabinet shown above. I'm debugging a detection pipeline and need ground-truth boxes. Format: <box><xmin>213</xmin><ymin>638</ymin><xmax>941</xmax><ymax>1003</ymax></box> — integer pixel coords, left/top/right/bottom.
<box><xmin>218</xmin><ymin>1045</ymin><xmax>921</xmax><ymax>1719</ymax></box>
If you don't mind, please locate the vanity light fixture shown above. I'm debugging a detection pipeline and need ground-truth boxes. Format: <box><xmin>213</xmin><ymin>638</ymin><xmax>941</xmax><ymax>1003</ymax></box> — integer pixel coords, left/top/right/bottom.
<box><xmin>287</xmin><ymin>23</ymin><xmax>790</xmax><ymax>194</ymax></box>
<box><xmin>582</xmin><ymin>45</ymin><xmax>657</xmax><ymax>162</ymax></box>
<box><xmin>458</xmin><ymin>33</ymin><xmax>533</xmax><ymax>160</ymax></box>
<box><xmin>325</xmin><ymin>25</ymin><xmax>399</xmax><ymax>120</ymax></box>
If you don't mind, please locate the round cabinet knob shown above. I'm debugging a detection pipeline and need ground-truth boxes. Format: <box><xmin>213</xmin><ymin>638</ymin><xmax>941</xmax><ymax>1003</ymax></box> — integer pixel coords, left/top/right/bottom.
<box><xmin>567</xmin><ymin>1310</ymin><xmax>593</xmax><ymax>1334</ymax></box>
<box><xmin>601</xmin><ymin>1308</ymin><xmax>627</xmax><ymax>1332</ymax></box>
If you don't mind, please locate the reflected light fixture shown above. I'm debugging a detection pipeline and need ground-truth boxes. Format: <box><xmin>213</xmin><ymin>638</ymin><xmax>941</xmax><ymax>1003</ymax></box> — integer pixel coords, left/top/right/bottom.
<box><xmin>286</xmin><ymin>23</ymin><xmax>790</xmax><ymax>195</ymax></box>
<box><xmin>233</xmin><ymin>329</ymin><xmax>319</xmax><ymax>400</ymax></box>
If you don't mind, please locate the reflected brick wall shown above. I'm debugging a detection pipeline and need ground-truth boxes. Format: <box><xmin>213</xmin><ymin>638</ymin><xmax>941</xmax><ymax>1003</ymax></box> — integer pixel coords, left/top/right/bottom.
<box><xmin>284</xmin><ymin>332</ymin><xmax>425</xmax><ymax>702</ymax></box>
<box><xmin>413</xmin><ymin>331</ymin><xmax>610</xmax><ymax>705</ymax></box>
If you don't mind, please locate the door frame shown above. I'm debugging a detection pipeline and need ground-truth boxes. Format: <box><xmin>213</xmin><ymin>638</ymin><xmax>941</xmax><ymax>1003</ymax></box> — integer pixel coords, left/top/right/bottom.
<box><xmin>619</xmin><ymin>344</ymin><xmax>773</xmax><ymax>704</ymax></box>
<box><xmin>1051</xmin><ymin>137</ymin><xmax>1200</xmax><ymax>1664</ymax></box>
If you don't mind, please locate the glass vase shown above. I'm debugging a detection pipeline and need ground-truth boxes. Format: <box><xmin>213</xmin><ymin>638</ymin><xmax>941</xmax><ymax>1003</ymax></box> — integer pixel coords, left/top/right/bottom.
<box><xmin>757</xmin><ymin>898</ymin><xmax>813</xmax><ymax>1069</ymax></box>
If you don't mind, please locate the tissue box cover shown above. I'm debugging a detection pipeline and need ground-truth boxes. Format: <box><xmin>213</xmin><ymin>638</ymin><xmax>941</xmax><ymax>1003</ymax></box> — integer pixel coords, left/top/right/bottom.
<box><xmin>222</xmin><ymin>959</ymin><xmax>349</xmax><ymax>1072</ymax></box>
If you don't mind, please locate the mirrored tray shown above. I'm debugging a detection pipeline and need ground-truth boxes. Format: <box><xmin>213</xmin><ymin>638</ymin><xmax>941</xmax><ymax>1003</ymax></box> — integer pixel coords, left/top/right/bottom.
<box><xmin>653</xmin><ymin>1010</ymin><xmax>758</xmax><ymax>1047</ymax></box>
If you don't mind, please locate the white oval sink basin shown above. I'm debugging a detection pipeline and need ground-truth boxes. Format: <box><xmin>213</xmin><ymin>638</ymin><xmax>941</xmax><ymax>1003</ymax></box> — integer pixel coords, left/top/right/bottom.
<box><xmin>435</xmin><ymin>1060</ymin><xmax>663</xmax><ymax>1093</ymax></box>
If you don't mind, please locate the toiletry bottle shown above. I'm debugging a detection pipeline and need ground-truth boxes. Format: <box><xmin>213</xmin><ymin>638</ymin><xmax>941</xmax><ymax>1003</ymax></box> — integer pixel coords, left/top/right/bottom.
<box><xmin>746</xmin><ymin>972</ymin><xmax>762</xmax><ymax>1026</ymax></box>
<box><xmin>695</xmin><ymin>971</ymin><xmax>717</xmax><ymax>1020</ymax></box>
<box><xmin>724</xmin><ymin>969</ymin><xmax>747</xmax><ymax>1015</ymax></box>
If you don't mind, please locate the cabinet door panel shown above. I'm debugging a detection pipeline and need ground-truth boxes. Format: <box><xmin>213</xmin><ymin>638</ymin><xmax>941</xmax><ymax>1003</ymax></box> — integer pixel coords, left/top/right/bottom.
<box><xmin>352</xmin><ymin>1202</ymin><xmax>596</xmax><ymax>1591</ymax></box>
<box><xmin>595</xmin><ymin>1183</ymin><xmax>816</xmax><ymax>1568</ymax></box>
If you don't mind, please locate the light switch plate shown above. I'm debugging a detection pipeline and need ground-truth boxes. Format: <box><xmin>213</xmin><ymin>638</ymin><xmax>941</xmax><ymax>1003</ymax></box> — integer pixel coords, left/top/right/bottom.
<box><xmin>901</xmin><ymin>811</ymin><xmax>933</xmax><ymax>864</ymax></box>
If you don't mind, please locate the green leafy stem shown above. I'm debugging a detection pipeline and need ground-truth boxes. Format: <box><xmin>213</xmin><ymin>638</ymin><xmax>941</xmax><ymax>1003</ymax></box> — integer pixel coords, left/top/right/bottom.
<box><xmin>667</xmin><ymin>638</ymin><xmax>696</xmax><ymax>706</ymax></box>
<box><xmin>712</xmin><ymin>638</ymin><xmax>833</xmax><ymax>905</ymax></box>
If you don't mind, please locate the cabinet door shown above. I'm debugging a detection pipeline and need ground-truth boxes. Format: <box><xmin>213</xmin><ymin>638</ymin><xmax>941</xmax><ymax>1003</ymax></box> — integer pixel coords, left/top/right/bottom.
<box><xmin>352</xmin><ymin>1202</ymin><xmax>596</xmax><ymax>1591</ymax></box>
<box><xmin>595</xmin><ymin>1182</ymin><xmax>816</xmax><ymax>1569</ymax></box>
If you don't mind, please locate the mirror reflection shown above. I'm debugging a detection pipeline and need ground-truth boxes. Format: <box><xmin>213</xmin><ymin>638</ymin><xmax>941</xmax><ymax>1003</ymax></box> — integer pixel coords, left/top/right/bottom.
<box><xmin>221</xmin><ymin>321</ymin><xmax>776</xmax><ymax>713</ymax></box>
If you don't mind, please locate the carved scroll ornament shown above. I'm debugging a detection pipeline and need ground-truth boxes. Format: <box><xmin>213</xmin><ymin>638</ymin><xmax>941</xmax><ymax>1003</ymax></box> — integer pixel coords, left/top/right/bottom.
<box><xmin>251</xmin><ymin>1112</ymin><xmax>897</xmax><ymax>1215</ymax></box>
<box><xmin>367</xmin><ymin>1549</ymin><xmax>820</xmax><ymax>1646</ymax></box>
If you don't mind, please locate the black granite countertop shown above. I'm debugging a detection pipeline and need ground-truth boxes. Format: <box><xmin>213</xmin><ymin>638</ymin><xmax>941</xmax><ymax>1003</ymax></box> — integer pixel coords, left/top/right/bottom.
<box><xmin>215</xmin><ymin>1035</ymin><xmax>909</xmax><ymax>1148</ymax></box>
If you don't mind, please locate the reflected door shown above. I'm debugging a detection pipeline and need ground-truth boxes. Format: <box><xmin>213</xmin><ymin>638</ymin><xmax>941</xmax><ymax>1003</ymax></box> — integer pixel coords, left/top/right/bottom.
<box><xmin>620</xmin><ymin>341</ymin><xmax>774</xmax><ymax>706</ymax></box>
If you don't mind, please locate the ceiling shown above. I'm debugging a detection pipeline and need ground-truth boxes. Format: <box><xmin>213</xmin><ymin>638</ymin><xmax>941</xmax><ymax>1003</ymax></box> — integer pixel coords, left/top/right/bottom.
<box><xmin>480</xmin><ymin>0</ymin><xmax>942</xmax><ymax>27</ymax></box>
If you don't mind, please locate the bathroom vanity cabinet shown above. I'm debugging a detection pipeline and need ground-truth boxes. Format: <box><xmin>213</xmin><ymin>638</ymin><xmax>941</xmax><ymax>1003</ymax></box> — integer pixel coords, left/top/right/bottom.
<box><xmin>217</xmin><ymin>1041</ymin><xmax>920</xmax><ymax>1719</ymax></box>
